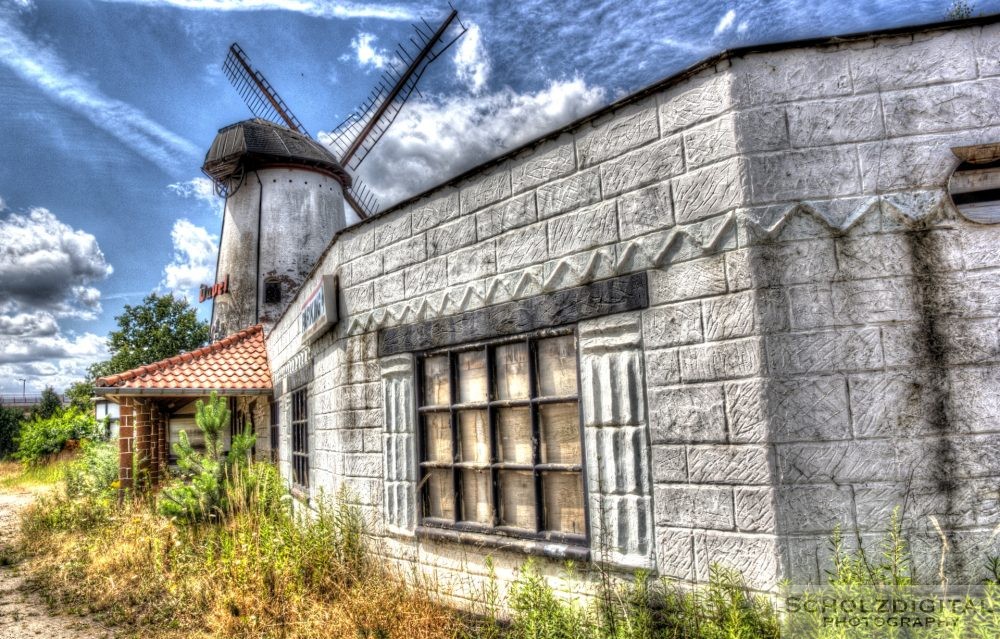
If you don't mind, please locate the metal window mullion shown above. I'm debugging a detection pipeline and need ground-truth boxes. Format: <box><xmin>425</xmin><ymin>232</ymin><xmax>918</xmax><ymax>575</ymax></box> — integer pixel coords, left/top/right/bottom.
<box><xmin>449</xmin><ymin>351</ymin><xmax>460</xmax><ymax>524</ymax></box>
<box><xmin>528</xmin><ymin>337</ymin><xmax>543</xmax><ymax>533</ymax></box>
<box><xmin>486</xmin><ymin>345</ymin><xmax>500</xmax><ymax>528</ymax></box>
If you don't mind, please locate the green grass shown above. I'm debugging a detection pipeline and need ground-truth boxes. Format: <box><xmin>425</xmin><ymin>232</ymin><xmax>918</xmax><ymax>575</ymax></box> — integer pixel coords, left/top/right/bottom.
<box><xmin>0</xmin><ymin>458</ymin><xmax>70</xmax><ymax>489</ymax></box>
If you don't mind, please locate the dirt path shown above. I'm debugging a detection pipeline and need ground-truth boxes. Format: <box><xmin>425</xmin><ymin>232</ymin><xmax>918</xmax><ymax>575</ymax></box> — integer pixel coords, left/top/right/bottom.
<box><xmin>0</xmin><ymin>488</ymin><xmax>116</xmax><ymax>639</ymax></box>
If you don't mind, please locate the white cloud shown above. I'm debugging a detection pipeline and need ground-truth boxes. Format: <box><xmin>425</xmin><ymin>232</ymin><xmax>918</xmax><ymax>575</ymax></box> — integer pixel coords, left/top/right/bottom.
<box><xmin>168</xmin><ymin>177</ymin><xmax>223</xmax><ymax>217</ymax></box>
<box><xmin>347</xmin><ymin>32</ymin><xmax>394</xmax><ymax>70</ymax></box>
<box><xmin>160</xmin><ymin>219</ymin><xmax>219</xmax><ymax>301</ymax></box>
<box><xmin>454</xmin><ymin>23</ymin><xmax>490</xmax><ymax>94</ymax></box>
<box><xmin>96</xmin><ymin>0</ymin><xmax>421</xmax><ymax>20</ymax></box>
<box><xmin>0</xmin><ymin>11</ymin><xmax>199</xmax><ymax>172</ymax></box>
<box><xmin>0</xmin><ymin>207</ymin><xmax>113</xmax><ymax>319</ymax></box>
<box><xmin>0</xmin><ymin>200</ymin><xmax>112</xmax><ymax>393</ymax></box>
<box><xmin>714</xmin><ymin>9</ymin><xmax>737</xmax><ymax>36</ymax></box>
<box><xmin>338</xmin><ymin>77</ymin><xmax>606</xmax><ymax>207</ymax></box>
<box><xmin>737</xmin><ymin>20</ymin><xmax>749</xmax><ymax>34</ymax></box>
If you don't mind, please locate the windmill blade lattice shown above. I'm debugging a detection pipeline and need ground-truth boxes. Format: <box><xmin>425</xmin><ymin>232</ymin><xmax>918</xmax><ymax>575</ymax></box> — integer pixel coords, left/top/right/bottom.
<box><xmin>325</xmin><ymin>9</ymin><xmax>466</xmax><ymax>171</ymax></box>
<box><xmin>224</xmin><ymin>43</ymin><xmax>309</xmax><ymax>136</ymax></box>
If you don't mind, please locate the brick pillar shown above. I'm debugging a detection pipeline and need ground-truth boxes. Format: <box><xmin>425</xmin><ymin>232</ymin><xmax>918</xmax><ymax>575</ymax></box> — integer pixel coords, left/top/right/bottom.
<box><xmin>158</xmin><ymin>410</ymin><xmax>168</xmax><ymax>480</ymax></box>
<box><xmin>118</xmin><ymin>398</ymin><xmax>135</xmax><ymax>489</ymax></box>
<box><xmin>134</xmin><ymin>400</ymin><xmax>153</xmax><ymax>489</ymax></box>
<box><xmin>148</xmin><ymin>403</ymin><xmax>160</xmax><ymax>486</ymax></box>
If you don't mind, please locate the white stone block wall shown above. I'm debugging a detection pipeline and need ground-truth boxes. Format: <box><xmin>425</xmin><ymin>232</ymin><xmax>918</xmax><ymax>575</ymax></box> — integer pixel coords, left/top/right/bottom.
<box><xmin>263</xmin><ymin>21</ymin><xmax>1000</xmax><ymax>602</ymax></box>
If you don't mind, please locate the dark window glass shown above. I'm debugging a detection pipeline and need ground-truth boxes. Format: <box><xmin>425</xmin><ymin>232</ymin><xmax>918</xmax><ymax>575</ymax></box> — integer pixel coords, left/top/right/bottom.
<box><xmin>270</xmin><ymin>400</ymin><xmax>279</xmax><ymax>463</ymax></box>
<box><xmin>291</xmin><ymin>387</ymin><xmax>309</xmax><ymax>489</ymax></box>
<box><xmin>264</xmin><ymin>280</ymin><xmax>282</xmax><ymax>305</ymax></box>
<box><xmin>416</xmin><ymin>331</ymin><xmax>585</xmax><ymax>546</ymax></box>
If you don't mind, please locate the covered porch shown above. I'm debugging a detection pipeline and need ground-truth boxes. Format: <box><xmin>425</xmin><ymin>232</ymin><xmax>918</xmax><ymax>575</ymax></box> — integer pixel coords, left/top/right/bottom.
<box><xmin>94</xmin><ymin>325</ymin><xmax>273</xmax><ymax>489</ymax></box>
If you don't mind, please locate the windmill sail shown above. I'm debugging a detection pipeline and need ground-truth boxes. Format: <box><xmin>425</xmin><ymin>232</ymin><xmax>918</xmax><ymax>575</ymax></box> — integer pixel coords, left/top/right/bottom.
<box><xmin>224</xmin><ymin>43</ymin><xmax>309</xmax><ymax>136</ymax></box>
<box><xmin>325</xmin><ymin>9</ymin><xmax>466</xmax><ymax>171</ymax></box>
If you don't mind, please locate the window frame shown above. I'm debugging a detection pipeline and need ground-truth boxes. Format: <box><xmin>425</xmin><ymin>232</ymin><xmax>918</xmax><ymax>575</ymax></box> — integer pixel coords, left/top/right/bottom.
<box><xmin>269</xmin><ymin>399</ymin><xmax>280</xmax><ymax>464</ymax></box>
<box><xmin>290</xmin><ymin>386</ymin><xmax>309</xmax><ymax>490</ymax></box>
<box><xmin>414</xmin><ymin>327</ymin><xmax>588</xmax><ymax>549</ymax></box>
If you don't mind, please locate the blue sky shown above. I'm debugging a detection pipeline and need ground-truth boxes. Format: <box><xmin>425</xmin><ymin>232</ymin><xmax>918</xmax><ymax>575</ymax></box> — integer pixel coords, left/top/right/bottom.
<box><xmin>0</xmin><ymin>0</ymin><xmax>995</xmax><ymax>394</ymax></box>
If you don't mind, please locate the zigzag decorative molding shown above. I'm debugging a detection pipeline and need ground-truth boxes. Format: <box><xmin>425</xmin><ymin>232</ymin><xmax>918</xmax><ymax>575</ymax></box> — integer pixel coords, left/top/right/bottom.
<box><xmin>345</xmin><ymin>191</ymin><xmax>948</xmax><ymax>336</ymax></box>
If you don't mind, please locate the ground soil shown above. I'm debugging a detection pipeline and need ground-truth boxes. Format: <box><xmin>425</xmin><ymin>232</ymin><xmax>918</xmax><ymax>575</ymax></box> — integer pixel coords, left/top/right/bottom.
<box><xmin>0</xmin><ymin>486</ymin><xmax>116</xmax><ymax>638</ymax></box>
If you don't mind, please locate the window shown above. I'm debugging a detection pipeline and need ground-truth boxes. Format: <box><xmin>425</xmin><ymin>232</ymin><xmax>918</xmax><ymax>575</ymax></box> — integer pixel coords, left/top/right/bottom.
<box><xmin>291</xmin><ymin>387</ymin><xmax>309</xmax><ymax>489</ymax></box>
<box><xmin>417</xmin><ymin>331</ymin><xmax>585</xmax><ymax>546</ymax></box>
<box><xmin>269</xmin><ymin>400</ymin><xmax>279</xmax><ymax>463</ymax></box>
<box><xmin>264</xmin><ymin>279</ymin><xmax>282</xmax><ymax>305</ymax></box>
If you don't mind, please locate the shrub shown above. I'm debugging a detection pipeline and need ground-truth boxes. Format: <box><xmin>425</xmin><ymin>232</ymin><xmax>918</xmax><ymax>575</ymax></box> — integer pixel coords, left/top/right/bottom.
<box><xmin>15</xmin><ymin>406</ymin><xmax>102</xmax><ymax>464</ymax></box>
<box><xmin>157</xmin><ymin>391</ymin><xmax>256</xmax><ymax>522</ymax></box>
<box><xmin>0</xmin><ymin>403</ymin><xmax>23</xmax><ymax>459</ymax></box>
<box><xmin>64</xmin><ymin>440</ymin><xmax>118</xmax><ymax>499</ymax></box>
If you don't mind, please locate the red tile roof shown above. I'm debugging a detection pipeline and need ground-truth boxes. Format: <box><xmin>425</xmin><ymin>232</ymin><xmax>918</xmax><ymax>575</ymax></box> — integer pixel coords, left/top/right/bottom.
<box><xmin>96</xmin><ymin>325</ymin><xmax>272</xmax><ymax>393</ymax></box>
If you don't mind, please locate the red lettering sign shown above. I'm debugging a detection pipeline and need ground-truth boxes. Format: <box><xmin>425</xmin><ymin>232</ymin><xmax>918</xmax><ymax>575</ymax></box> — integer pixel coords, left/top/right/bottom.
<box><xmin>199</xmin><ymin>274</ymin><xmax>230</xmax><ymax>303</ymax></box>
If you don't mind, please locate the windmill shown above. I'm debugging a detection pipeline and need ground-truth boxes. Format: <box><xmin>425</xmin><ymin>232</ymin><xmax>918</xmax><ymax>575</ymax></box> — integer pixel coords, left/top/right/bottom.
<box><xmin>216</xmin><ymin>8</ymin><xmax>467</xmax><ymax>219</ymax></box>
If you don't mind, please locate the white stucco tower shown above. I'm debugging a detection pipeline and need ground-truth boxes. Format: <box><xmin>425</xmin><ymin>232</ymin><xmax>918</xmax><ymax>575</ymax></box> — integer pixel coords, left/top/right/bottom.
<box><xmin>202</xmin><ymin>119</ymin><xmax>353</xmax><ymax>339</ymax></box>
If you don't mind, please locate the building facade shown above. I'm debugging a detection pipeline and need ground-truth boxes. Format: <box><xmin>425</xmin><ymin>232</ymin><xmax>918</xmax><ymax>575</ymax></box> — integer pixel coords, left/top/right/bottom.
<box><xmin>112</xmin><ymin>18</ymin><xmax>1000</xmax><ymax>604</ymax></box>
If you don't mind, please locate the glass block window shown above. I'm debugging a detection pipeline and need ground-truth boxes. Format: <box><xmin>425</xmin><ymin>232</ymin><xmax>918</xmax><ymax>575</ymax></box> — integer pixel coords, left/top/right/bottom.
<box><xmin>269</xmin><ymin>400</ymin><xmax>279</xmax><ymax>464</ymax></box>
<box><xmin>291</xmin><ymin>387</ymin><xmax>309</xmax><ymax>489</ymax></box>
<box><xmin>417</xmin><ymin>331</ymin><xmax>585</xmax><ymax>545</ymax></box>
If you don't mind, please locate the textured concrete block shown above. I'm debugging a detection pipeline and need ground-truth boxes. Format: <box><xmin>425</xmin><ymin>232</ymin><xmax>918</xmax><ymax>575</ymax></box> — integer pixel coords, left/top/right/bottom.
<box><xmin>938</xmin><ymin>270</ymin><xmax>1000</xmax><ymax>318</ymax></box>
<box><xmin>645</xmin><ymin>348</ymin><xmax>681</xmax><ymax>387</ymax></box>
<box><xmin>703</xmin><ymin>289</ymin><xmax>789</xmax><ymax>340</ymax></box>
<box><xmin>651</xmin><ymin>445</ymin><xmax>687</xmax><ymax>482</ymax></box>
<box><xmin>374</xmin><ymin>213</ymin><xmax>412</xmax><ymax>249</ymax></box>
<box><xmin>776</xmin><ymin>486</ymin><xmax>854</xmax><ymax>534</ymax></box>
<box><xmin>940</xmin><ymin>318</ymin><xmax>1000</xmax><ymax>366</ymax></box>
<box><xmin>618</xmin><ymin>181</ymin><xmax>673</xmax><ymax>240</ymax></box>
<box><xmin>511</xmin><ymin>135</ymin><xmax>576</xmax><ymax>193</ymax></box>
<box><xmin>547</xmin><ymin>201</ymin><xmax>618</xmax><ymax>258</ymax></box>
<box><xmin>679</xmin><ymin>337</ymin><xmax>764</xmax><ymax>382</ymax></box>
<box><xmin>734</xmin><ymin>488</ymin><xmax>774</xmax><ymax>532</ymax></box>
<box><xmin>952</xmin><ymin>433</ymin><xmax>1000</xmax><ymax>478</ymax></box>
<box><xmin>748</xmin><ymin>239</ymin><xmax>839</xmax><ymax>288</ymax></box>
<box><xmin>851</xmin><ymin>31</ymin><xmax>978</xmax><ymax>92</ymax></box>
<box><xmin>976</xmin><ymin>23</ymin><xmax>1000</xmax><ymax>77</ymax></box>
<box><xmin>683</xmin><ymin>115</ymin><xmax>737</xmax><ymax>168</ymax></box>
<box><xmin>724</xmin><ymin>379</ymin><xmax>768</xmax><ymax>443</ymax></box>
<box><xmin>835</xmin><ymin>233</ymin><xmax>913</xmax><ymax>280</ymax></box>
<box><xmin>749</xmin><ymin>146</ymin><xmax>860</xmax><ymax>204</ymax></box>
<box><xmin>688</xmin><ymin>445</ymin><xmax>771</xmax><ymax>485</ymax></box>
<box><xmin>411</xmin><ymin>189</ymin><xmax>460</xmax><ymax>234</ymax></box>
<box><xmin>340</xmin><ymin>228</ymin><xmax>375</xmax><ymax>262</ymax></box>
<box><xmin>883</xmin><ymin>79</ymin><xmax>1000</xmax><ymax>137</ymax></box>
<box><xmin>601</xmin><ymin>136</ymin><xmax>684</xmax><ymax>197</ymax></box>
<box><xmin>787</xmin><ymin>285</ymin><xmax>835</xmax><ymax>330</ymax></box>
<box><xmin>659</xmin><ymin>71</ymin><xmax>733</xmax><ymax>135</ymax></box>
<box><xmin>460</xmin><ymin>169</ymin><xmax>511</xmax><ymax>214</ymax></box>
<box><xmin>776</xmin><ymin>440</ymin><xmax>901</xmax><ymax>484</ymax></box>
<box><xmin>383</xmin><ymin>234</ymin><xmax>426</xmax><ymax>272</ymax></box>
<box><xmin>949</xmin><ymin>366</ymin><xmax>1000</xmax><ymax>433</ymax></box>
<box><xmin>345</xmin><ymin>452</ymin><xmax>383</xmax><ymax>478</ymax></box>
<box><xmin>880</xmin><ymin>323</ymin><xmax>925</xmax><ymax>368</ymax></box>
<box><xmin>960</xmin><ymin>226</ymin><xmax>1000</xmax><ymax>270</ymax></box>
<box><xmin>476</xmin><ymin>192</ymin><xmax>537</xmax><ymax>240</ymax></box>
<box><xmin>496</xmin><ymin>222</ymin><xmax>547</xmax><ymax>272</ymax></box>
<box><xmin>769</xmin><ymin>376</ymin><xmax>850</xmax><ymax>442</ymax></box>
<box><xmin>648</xmin><ymin>384</ymin><xmax>726</xmax><ymax>443</ymax></box>
<box><xmin>447</xmin><ymin>242</ymin><xmax>496</xmax><ymax>286</ymax></box>
<box><xmin>849</xmin><ymin>371</ymin><xmax>937</xmax><ymax>438</ymax></box>
<box><xmin>787</xmin><ymin>95</ymin><xmax>883</xmax><ymax>147</ymax></box>
<box><xmin>536</xmin><ymin>169</ymin><xmax>601</xmax><ymax>220</ymax></box>
<box><xmin>649</xmin><ymin>255</ymin><xmax>727</xmax><ymax>304</ymax></box>
<box><xmin>737</xmin><ymin>107</ymin><xmax>789</xmax><ymax>152</ymax></box>
<box><xmin>642</xmin><ymin>301</ymin><xmax>703</xmax><ymax>348</ymax></box>
<box><xmin>373</xmin><ymin>270</ymin><xmax>404</xmax><ymax>308</ymax></box>
<box><xmin>427</xmin><ymin>215</ymin><xmax>477</xmax><ymax>258</ymax></box>
<box><xmin>348</xmin><ymin>250</ymin><xmax>383</xmax><ymax>286</ymax></box>
<box><xmin>767</xmin><ymin>327</ymin><xmax>883</xmax><ymax>375</ymax></box>
<box><xmin>576</xmin><ymin>98</ymin><xmax>659</xmax><ymax>167</ymax></box>
<box><xmin>832</xmin><ymin>277</ymin><xmax>920</xmax><ymax>324</ymax></box>
<box><xmin>656</xmin><ymin>528</ymin><xmax>695</xmax><ymax>580</ymax></box>
<box><xmin>737</xmin><ymin>49</ymin><xmax>852</xmax><ymax>106</ymax></box>
<box><xmin>403</xmin><ymin>256</ymin><xmax>447</xmax><ymax>298</ymax></box>
<box><xmin>694</xmin><ymin>531</ymin><xmax>778</xmax><ymax>588</ymax></box>
<box><xmin>673</xmin><ymin>157</ymin><xmax>747</xmax><ymax>224</ymax></box>
<box><xmin>859</xmin><ymin>136</ymin><xmax>957</xmax><ymax>192</ymax></box>
<box><xmin>343</xmin><ymin>282</ymin><xmax>374</xmax><ymax>313</ymax></box>
<box><xmin>655</xmin><ymin>485</ymin><xmax>734</xmax><ymax>530</ymax></box>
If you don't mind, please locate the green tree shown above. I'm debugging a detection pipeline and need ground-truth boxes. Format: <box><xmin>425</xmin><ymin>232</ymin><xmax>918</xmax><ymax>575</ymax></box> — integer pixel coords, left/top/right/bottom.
<box><xmin>0</xmin><ymin>403</ymin><xmax>23</xmax><ymax>459</ymax></box>
<box><xmin>946</xmin><ymin>0</ymin><xmax>975</xmax><ymax>18</ymax></box>
<box><xmin>30</xmin><ymin>386</ymin><xmax>63</xmax><ymax>421</ymax></box>
<box><xmin>66</xmin><ymin>380</ymin><xmax>96</xmax><ymax>412</ymax></box>
<box><xmin>89</xmin><ymin>293</ymin><xmax>210</xmax><ymax>380</ymax></box>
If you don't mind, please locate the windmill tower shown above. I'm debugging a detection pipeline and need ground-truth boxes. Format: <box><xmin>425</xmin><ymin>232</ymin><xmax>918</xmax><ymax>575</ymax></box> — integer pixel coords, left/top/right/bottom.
<box><xmin>202</xmin><ymin>10</ymin><xmax>465</xmax><ymax>340</ymax></box>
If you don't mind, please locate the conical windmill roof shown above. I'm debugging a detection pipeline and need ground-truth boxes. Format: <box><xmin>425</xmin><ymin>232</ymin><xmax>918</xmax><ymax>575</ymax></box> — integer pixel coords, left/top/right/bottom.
<box><xmin>202</xmin><ymin>118</ymin><xmax>352</xmax><ymax>187</ymax></box>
